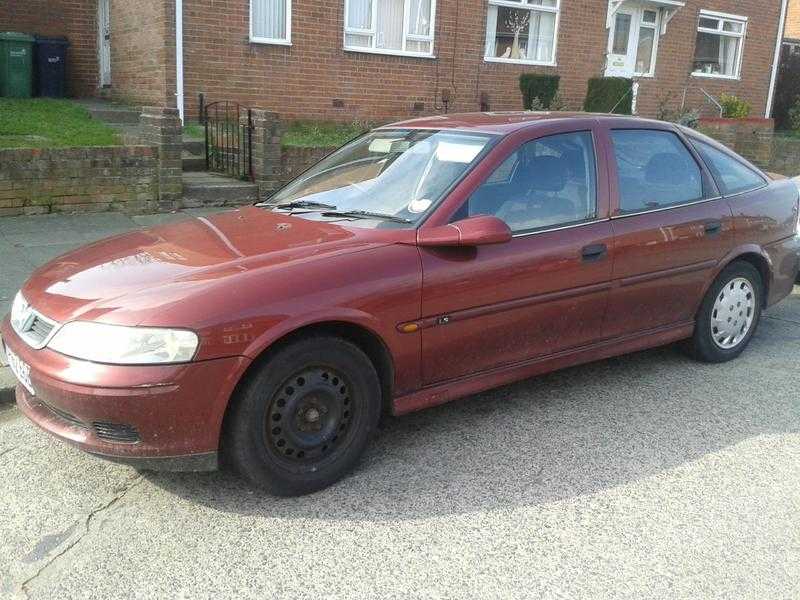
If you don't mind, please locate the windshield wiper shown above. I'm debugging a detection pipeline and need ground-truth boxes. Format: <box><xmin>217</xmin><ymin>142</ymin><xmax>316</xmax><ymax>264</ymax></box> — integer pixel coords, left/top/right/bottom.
<box><xmin>320</xmin><ymin>210</ymin><xmax>411</xmax><ymax>224</ymax></box>
<box><xmin>272</xmin><ymin>200</ymin><xmax>338</xmax><ymax>210</ymax></box>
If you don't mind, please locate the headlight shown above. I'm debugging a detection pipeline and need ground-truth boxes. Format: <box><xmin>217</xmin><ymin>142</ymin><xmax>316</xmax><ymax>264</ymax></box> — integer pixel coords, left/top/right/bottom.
<box><xmin>9</xmin><ymin>292</ymin><xmax>29</xmax><ymax>333</ymax></box>
<box><xmin>48</xmin><ymin>322</ymin><xmax>199</xmax><ymax>365</ymax></box>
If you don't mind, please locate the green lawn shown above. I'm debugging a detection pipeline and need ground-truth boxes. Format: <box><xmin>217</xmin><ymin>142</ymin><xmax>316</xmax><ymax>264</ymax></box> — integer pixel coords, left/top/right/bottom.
<box><xmin>183</xmin><ymin>122</ymin><xmax>205</xmax><ymax>139</ymax></box>
<box><xmin>282</xmin><ymin>120</ymin><xmax>369</xmax><ymax>148</ymax></box>
<box><xmin>0</xmin><ymin>99</ymin><xmax>120</xmax><ymax>149</ymax></box>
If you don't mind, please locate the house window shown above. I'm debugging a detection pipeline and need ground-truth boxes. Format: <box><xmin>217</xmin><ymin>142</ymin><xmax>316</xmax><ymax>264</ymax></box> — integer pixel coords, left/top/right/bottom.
<box><xmin>344</xmin><ymin>0</ymin><xmax>436</xmax><ymax>57</ymax></box>
<box><xmin>635</xmin><ymin>9</ymin><xmax>658</xmax><ymax>75</ymax></box>
<box><xmin>484</xmin><ymin>0</ymin><xmax>560</xmax><ymax>65</ymax></box>
<box><xmin>692</xmin><ymin>11</ymin><xmax>746</xmax><ymax>79</ymax></box>
<box><xmin>251</xmin><ymin>0</ymin><xmax>291</xmax><ymax>44</ymax></box>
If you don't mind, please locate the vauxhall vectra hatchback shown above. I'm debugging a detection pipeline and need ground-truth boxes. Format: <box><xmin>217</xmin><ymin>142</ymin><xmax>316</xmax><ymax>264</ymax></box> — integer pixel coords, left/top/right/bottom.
<box><xmin>3</xmin><ymin>113</ymin><xmax>799</xmax><ymax>495</ymax></box>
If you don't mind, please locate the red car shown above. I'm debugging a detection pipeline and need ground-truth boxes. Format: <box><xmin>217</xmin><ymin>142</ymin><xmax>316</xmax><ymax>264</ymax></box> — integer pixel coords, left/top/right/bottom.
<box><xmin>2</xmin><ymin>113</ymin><xmax>799</xmax><ymax>495</ymax></box>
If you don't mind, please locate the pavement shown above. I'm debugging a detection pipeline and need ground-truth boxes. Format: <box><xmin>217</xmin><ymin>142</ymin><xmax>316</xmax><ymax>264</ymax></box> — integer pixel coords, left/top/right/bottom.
<box><xmin>0</xmin><ymin>211</ymin><xmax>799</xmax><ymax>598</ymax></box>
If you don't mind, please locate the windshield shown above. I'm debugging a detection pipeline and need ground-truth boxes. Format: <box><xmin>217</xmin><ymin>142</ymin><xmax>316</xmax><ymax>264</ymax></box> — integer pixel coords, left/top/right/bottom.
<box><xmin>268</xmin><ymin>129</ymin><xmax>494</xmax><ymax>227</ymax></box>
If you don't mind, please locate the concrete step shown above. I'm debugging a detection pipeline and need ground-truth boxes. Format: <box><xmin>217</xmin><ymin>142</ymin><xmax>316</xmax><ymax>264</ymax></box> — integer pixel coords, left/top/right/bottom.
<box><xmin>183</xmin><ymin>139</ymin><xmax>205</xmax><ymax>156</ymax></box>
<box><xmin>182</xmin><ymin>152</ymin><xmax>206</xmax><ymax>172</ymax></box>
<box><xmin>182</xmin><ymin>172</ymin><xmax>259</xmax><ymax>208</ymax></box>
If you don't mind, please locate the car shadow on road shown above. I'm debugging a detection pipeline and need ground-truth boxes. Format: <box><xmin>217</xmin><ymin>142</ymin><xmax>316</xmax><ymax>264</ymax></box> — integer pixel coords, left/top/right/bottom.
<box><xmin>145</xmin><ymin>306</ymin><xmax>800</xmax><ymax>522</ymax></box>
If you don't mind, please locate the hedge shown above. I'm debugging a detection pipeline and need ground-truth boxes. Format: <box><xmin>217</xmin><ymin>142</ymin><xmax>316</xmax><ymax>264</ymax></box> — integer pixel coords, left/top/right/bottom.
<box><xmin>519</xmin><ymin>74</ymin><xmax>560</xmax><ymax>110</ymax></box>
<box><xmin>584</xmin><ymin>77</ymin><xmax>633</xmax><ymax>115</ymax></box>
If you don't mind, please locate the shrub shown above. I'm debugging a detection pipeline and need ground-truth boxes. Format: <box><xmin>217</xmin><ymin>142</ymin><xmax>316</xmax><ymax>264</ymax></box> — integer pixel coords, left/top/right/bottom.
<box><xmin>583</xmin><ymin>77</ymin><xmax>633</xmax><ymax>115</ymax></box>
<box><xmin>788</xmin><ymin>98</ymin><xmax>800</xmax><ymax>131</ymax></box>
<box><xmin>719</xmin><ymin>93</ymin><xmax>751</xmax><ymax>119</ymax></box>
<box><xmin>549</xmin><ymin>91</ymin><xmax>569</xmax><ymax>111</ymax></box>
<box><xmin>519</xmin><ymin>74</ymin><xmax>560</xmax><ymax>110</ymax></box>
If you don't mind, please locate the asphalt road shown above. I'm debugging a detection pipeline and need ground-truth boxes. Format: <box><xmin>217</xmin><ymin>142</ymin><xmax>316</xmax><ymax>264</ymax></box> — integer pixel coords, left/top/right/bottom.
<box><xmin>1</xmin><ymin>289</ymin><xmax>799</xmax><ymax>599</ymax></box>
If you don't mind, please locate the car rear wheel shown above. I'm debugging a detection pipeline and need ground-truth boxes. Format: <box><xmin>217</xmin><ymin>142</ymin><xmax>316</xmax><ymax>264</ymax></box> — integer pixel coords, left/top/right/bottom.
<box><xmin>689</xmin><ymin>261</ymin><xmax>763</xmax><ymax>363</ymax></box>
<box><xmin>224</xmin><ymin>336</ymin><xmax>381</xmax><ymax>496</ymax></box>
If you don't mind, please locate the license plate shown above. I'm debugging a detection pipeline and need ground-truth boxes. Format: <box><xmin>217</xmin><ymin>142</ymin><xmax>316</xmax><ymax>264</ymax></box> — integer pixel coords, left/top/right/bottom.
<box><xmin>4</xmin><ymin>343</ymin><xmax>35</xmax><ymax>396</ymax></box>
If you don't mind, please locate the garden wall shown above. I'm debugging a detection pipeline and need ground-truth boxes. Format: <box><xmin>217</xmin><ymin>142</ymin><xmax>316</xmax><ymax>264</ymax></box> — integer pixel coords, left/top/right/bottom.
<box><xmin>0</xmin><ymin>108</ymin><xmax>183</xmax><ymax>217</ymax></box>
<box><xmin>700</xmin><ymin>118</ymin><xmax>800</xmax><ymax>177</ymax></box>
<box><xmin>0</xmin><ymin>146</ymin><xmax>159</xmax><ymax>217</ymax></box>
<box><xmin>280</xmin><ymin>147</ymin><xmax>336</xmax><ymax>186</ymax></box>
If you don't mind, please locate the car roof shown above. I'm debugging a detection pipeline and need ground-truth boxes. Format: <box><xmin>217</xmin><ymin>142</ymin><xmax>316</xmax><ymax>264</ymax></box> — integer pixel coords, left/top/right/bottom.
<box><xmin>382</xmin><ymin>111</ymin><xmax>667</xmax><ymax>136</ymax></box>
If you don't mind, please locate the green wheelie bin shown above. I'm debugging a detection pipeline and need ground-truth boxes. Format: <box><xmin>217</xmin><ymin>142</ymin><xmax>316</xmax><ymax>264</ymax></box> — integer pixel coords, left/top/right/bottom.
<box><xmin>0</xmin><ymin>32</ymin><xmax>36</xmax><ymax>98</ymax></box>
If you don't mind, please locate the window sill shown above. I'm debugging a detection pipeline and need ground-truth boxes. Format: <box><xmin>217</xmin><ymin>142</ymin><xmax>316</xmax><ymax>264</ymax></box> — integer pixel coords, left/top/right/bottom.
<box><xmin>691</xmin><ymin>72</ymin><xmax>740</xmax><ymax>81</ymax></box>
<box><xmin>343</xmin><ymin>46</ymin><xmax>436</xmax><ymax>59</ymax></box>
<box><xmin>250</xmin><ymin>37</ymin><xmax>292</xmax><ymax>46</ymax></box>
<box><xmin>483</xmin><ymin>56</ymin><xmax>557</xmax><ymax>67</ymax></box>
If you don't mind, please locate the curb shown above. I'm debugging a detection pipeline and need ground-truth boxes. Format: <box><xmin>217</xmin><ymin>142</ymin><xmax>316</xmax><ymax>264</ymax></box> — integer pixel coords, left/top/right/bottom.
<box><xmin>0</xmin><ymin>366</ymin><xmax>15</xmax><ymax>407</ymax></box>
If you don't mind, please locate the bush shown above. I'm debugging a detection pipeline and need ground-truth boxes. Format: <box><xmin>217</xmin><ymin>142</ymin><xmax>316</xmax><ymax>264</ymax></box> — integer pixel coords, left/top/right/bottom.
<box><xmin>583</xmin><ymin>77</ymin><xmax>633</xmax><ymax>114</ymax></box>
<box><xmin>719</xmin><ymin>93</ymin><xmax>751</xmax><ymax>119</ymax></box>
<box><xmin>788</xmin><ymin>98</ymin><xmax>800</xmax><ymax>131</ymax></box>
<box><xmin>519</xmin><ymin>74</ymin><xmax>560</xmax><ymax>110</ymax></box>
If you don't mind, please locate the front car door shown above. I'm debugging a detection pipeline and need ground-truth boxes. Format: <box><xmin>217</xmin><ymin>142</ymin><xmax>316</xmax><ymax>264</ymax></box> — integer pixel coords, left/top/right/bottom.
<box><xmin>418</xmin><ymin>123</ymin><xmax>614</xmax><ymax>386</ymax></box>
<box><xmin>600</xmin><ymin>121</ymin><xmax>735</xmax><ymax>340</ymax></box>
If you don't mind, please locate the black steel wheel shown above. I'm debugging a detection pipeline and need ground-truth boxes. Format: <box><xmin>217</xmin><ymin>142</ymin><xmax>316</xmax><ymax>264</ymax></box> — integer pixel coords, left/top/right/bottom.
<box><xmin>224</xmin><ymin>335</ymin><xmax>381</xmax><ymax>496</ymax></box>
<box><xmin>265</xmin><ymin>367</ymin><xmax>353</xmax><ymax>464</ymax></box>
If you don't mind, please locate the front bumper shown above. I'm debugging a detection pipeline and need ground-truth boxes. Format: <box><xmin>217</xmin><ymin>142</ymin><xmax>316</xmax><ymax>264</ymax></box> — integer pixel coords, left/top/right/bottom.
<box><xmin>2</xmin><ymin>317</ymin><xmax>251</xmax><ymax>471</ymax></box>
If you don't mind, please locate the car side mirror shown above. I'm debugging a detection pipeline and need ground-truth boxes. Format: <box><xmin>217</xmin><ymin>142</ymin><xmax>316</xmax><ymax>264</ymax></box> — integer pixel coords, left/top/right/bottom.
<box><xmin>417</xmin><ymin>215</ymin><xmax>512</xmax><ymax>247</ymax></box>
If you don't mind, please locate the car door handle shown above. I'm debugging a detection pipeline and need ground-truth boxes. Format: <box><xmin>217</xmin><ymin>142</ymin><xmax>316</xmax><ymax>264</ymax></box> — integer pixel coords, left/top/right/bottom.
<box><xmin>581</xmin><ymin>243</ymin><xmax>608</xmax><ymax>262</ymax></box>
<box><xmin>704</xmin><ymin>220</ymin><xmax>723</xmax><ymax>235</ymax></box>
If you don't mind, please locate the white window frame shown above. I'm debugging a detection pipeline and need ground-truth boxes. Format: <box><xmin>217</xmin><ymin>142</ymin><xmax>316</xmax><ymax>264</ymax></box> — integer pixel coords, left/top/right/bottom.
<box><xmin>343</xmin><ymin>0</ymin><xmax>437</xmax><ymax>59</ymax></box>
<box><xmin>633</xmin><ymin>7</ymin><xmax>660</xmax><ymax>77</ymax></box>
<box><xmin>483</xmin><ymin>0</ymin><xmax>561</xmax><ymax>67</ymax></box>
<box><xmin>250</xmin><ymin>0</ymin><xmax>292</xmax><ymax>46</ymax></box>
<box><xmin>691</xmin><ymin>9</ymin><xmax>747</xmax><ymax>80</ymax></box>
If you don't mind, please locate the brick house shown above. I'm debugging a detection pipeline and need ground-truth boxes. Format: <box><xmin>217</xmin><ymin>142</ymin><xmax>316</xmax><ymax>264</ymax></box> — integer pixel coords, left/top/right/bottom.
<box><xmin>0</xmin><ymin>0</ymin><xmax>790</xmax><ymax>122</ymax></box>
<box><xmin>784</xmin><ymin>0</ymin><xmax>800</xmax><ymax>51</ymax></box>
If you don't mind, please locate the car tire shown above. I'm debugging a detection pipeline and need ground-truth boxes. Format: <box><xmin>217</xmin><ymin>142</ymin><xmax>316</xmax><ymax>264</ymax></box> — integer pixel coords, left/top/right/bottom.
<box><xmin>689</xmin><ymin>261</ymin><xmax>763</xmax><ymax>363</ymax></box>
<box><xmin>224</xmin><ymin>335</ymin><xmax>382</xmax><ymax>496</ymax></box>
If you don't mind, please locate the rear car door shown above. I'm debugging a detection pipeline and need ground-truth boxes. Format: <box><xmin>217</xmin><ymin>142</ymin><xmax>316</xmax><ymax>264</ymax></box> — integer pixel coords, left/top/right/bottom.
<box><xmin>419</xmin><ymin>126</ymin><xmax>614</xmax><ymax>385</ymax></box>
<box><xmin>601</xmin><ymin>123</ymin><xmax>735</xmax><ymax>339</ymax></box>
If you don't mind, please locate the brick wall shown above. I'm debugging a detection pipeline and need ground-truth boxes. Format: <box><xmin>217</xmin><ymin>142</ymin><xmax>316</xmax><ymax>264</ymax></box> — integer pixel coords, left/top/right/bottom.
<box><xmin>108</xmin><ymin>0</ymin><xmax>176</xmax><ymax>107</ymax></box>
<box><xmin>701</xmin><ymin>117</ymin><xmax>800</xmax><ymax>177</ymax></box>
<box><xmin>280</xmin><ymin>146</ymin><xmax>335</xmax><ymax>185</ymax></box>
<box><xmin>0</xmin><ymin>147</ymin><xmax>159</xmax><ymax>216</ymax></box>
<box><xmin>182</xmin><ymin>0</ymin><xmax>783</xmax><ymax>122</ymax></box>
<box><xmin>0</xmin><ymin>0</ymin><xmax>97</xmax><ymax>96</ymax></box>
<box><xmin>786</xmin><ymin>0</ymin><xmax>800</xmax><ymax>40</ymax></box>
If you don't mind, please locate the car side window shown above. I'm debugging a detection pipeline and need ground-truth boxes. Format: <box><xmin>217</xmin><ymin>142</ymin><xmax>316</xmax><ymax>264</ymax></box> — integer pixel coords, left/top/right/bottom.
<box><xmin>460</xmin><ymin>131</ymin><xmax>597</xmax><ymax>234</ymax></box>
<box><xmin>690</xmin><ymin>139</ymin><xmax>766</xmax><ymax>196</ymax></box>
<box><xmin>611</xmin><ymin>129</ymin><xmax>703</xmax><ymax>214</ymax></box>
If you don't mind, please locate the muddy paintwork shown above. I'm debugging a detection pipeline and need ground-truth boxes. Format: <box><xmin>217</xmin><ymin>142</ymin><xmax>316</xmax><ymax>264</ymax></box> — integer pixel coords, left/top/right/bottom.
<box><xmin>2</xmin><ymin>113</ymin><xmax>798</xmax><ymax>466</ymax></box>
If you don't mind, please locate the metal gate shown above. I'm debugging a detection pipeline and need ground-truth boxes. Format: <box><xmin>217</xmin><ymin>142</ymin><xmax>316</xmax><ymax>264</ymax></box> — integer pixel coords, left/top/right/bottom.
<box><xmin>203</xmin><ymin>100</ymin><xmax>254</xmax><ymax>181</ymax></box>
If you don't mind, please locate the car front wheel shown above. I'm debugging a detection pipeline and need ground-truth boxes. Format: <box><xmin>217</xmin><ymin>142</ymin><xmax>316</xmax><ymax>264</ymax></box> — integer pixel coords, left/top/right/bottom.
<box><xmin>224</xmin><ymin>335</ymin><xmax>382</xmax><ymax>496</ymax></box>
<box><xmin>689</xmin><ymin>261</ymin><xmax>763</xmax><ymax>363</ymax></box>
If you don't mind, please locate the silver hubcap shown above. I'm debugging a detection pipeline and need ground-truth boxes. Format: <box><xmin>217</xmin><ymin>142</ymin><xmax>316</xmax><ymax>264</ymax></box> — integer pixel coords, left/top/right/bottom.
<box><xmin>711</xmin><ymin>277</ymin><xmax>755</xmax><ymax>349</ymax></box>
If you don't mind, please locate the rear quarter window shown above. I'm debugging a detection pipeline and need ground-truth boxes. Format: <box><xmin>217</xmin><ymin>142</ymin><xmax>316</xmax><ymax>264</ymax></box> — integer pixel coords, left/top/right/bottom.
<box><xmin>611</xmin><ymin>129</ymin><xmax>704</xmax><ymax>214</ymax></box>
<box><xmin>689</xmin><ymin>139</ymin><xmax>767</xmax><ymax>196</ymax></box>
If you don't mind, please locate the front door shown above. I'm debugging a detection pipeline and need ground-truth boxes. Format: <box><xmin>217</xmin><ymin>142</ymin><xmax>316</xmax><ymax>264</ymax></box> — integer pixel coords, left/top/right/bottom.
<box><xmin>605</xmin><ymin>3</ymin><xmax>660</xmax><ymax>78</ymax></box>
<box><xmin>419</xmin><ymin>129</ymin><xmax>613</xmax><ymax>386</ymax></box>
<box><xmin>601</xmin><ymin>125</ymin><xmax>735</xmax><ymax>340</ymax></box>
<box><xmin>98</xmin><ymin>0</ymin><xmax>111</xmax><ymax>87</ymax></box>
<box><xmin>606</xmin><ymin>6</ymin><xmax>638</xmax><ymax>77</ymax></box>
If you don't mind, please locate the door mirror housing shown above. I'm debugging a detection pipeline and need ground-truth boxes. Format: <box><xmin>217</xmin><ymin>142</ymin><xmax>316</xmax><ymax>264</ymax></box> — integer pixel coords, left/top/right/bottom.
<box><xmin>418</xmin><ymin>215</ymin><xmax>512</xmax><ymax>247</ymax></box>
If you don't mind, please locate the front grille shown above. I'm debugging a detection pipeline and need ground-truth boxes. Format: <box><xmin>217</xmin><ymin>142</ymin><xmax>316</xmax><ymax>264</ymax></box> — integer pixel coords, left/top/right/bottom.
<box><xmin>28</xmin><ymin>316</ymin><xmax>55</xmax><ymax>344</ymax></box>
<box><xmin>12</xmin><ymin>303</ymin><xmax>60</xmax><ymax>350</ymax></box>
<box><xmin>92</xmin><ymin>422</ymin><xmax>141</xmax><ymax>444</ymax></box>
<box><xmin>38</xmin><ymin>399</ymin><xmax>88</xmax><ymax>429</ymax></box>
